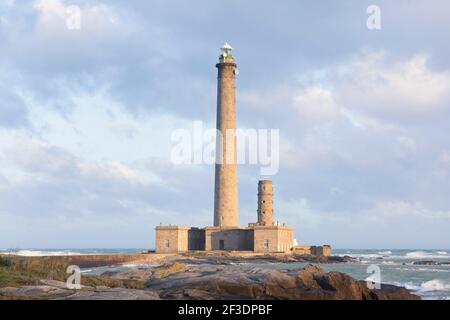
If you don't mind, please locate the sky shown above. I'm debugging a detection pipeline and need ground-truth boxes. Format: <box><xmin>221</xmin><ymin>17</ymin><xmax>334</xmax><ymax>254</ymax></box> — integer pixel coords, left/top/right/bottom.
<box><xmin>0</xmin><ymin>0</ymin><xmax>450</xmax><ymax>249</ymax></box>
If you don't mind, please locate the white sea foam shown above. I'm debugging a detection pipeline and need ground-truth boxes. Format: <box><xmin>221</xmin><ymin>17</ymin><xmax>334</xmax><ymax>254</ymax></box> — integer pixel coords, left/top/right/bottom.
<box><xmin>80</xmin><ymin>269</ymin><xmax>93</xmax><ymax>274</ymax></box>
<box><xmin>417</xmin><ymin>268</ymin><xmax>450</xmax><ymax>273</ymax></box>
<box><xmin>395</xmin><ymin>266</ymin><xmax>450</xmax><ymax>273</ymax></box>
<box><xmin>122</xmin><ymin>263</ymin><xmax>156</xmax><ymax>268</ymax></box>
<box><xmin>7</xmin><ymin>250</ymin><xmax>83</xmax><ymax>257</ymax></box>
<box><xmin>420</xmin><ymin>279</ymin><xmax>450</xmax><ymax>292</ymax></box>
<box><xmin>338</xmin><ymin>250</ymin><xmax>450</xmax><ymax>261</ymax></box>
<box><xmin>380</xmin><ymin>261</ymin><xmax>397</xmax><ymax>265</ymax></box>
<box><xmin>337</xmin><ymin>253</ymin><xmax>384</xmax><ymax>259</ymax></box>
<box><xmin>122</xmin><ymin>263</ymin><xmax>139</xmax><ymax>268</ymax></box>
<box><xmin>393</xmin><ymin>279</ymin><xmax>450</xmax><ymax>294</ymax></box>
<box><xmin>405</xmin><ymin>251</ymin><xmax>449</xmax><ymax>259</ymax></box>
<box><xmin>359</xmin><ymin>260</ymin><xmax>371</xmax><ymax>264</ymax></box>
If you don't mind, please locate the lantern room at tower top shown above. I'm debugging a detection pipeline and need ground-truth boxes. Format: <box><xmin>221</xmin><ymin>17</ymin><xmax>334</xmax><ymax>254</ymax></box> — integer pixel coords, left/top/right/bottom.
<box><xmin>219</xmin><ymin>42</ymin><xmax>234</xmax><ymax>61</ymax></box>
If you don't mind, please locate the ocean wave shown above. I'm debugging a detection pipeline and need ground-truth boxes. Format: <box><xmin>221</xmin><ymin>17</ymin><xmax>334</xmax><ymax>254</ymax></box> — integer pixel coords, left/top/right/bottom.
<box><xmin>392</xmin><ymin>279</ymin><xmax>450</xmax><ymax>293</ymax></box>
<box><xmin>7</xmin><ymin>250</ymin><xmax>83</xmax><ymax>257</ymax></box>
<box><xmin>395</xmin><ymin>267</ymin><xmax>450</xmax><ymax>273</ymax></box>
<box><xmin>359</xmin><ymin>260</ymin><xmax>371</xmax><ymax>264</ymax></box>
<box><xmin>405</xmin><ymin>251</ymin><xmax>448</xmax><ymax>259</ymax></box>
<box><xmin>380</xmin><ymin>261</ymin><xmax>397</xmax><ymax>265</ymax></box>
<box><xmin>121</xmin><ymin>263</ymin><xmax>158</xmax><ymax>269</ymax></box>
<box><xmin>417</xmin><ymin>268</ymin><xmax>450</xmax><ymax>273</ymax></box>
<box><xmin>337</xmin><ymin>253</ymin><xmax>384</xmax><ymax>259</ymax></box>
<box><xmin>420</xmin><ymin>279</ymin><xmax>450</xmax><ymax>292</ymax></box>
<box><xmin>377</xmin><ymin>251</ymin><xmax>392</xmax><ymax>255</ymax></box>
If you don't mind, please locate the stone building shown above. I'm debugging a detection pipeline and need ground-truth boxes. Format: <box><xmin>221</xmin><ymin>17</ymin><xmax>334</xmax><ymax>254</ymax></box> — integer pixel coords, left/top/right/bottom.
<box><xmin>155</xmin><ymin>179</ymin><xmax>294</xmax><ymax>253</ymax></box>
<box><xmin>155</xmin><ymin>44</ymin><xmax>329</xmax><ymax>255</ymax></box>
<box><xmin>293</xmin><ymin>245</ymin><xmax>332</xmax><ymax>257</ymax></box>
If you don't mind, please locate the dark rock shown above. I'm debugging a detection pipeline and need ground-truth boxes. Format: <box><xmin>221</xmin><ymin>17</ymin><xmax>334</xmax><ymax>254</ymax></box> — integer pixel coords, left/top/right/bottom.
<box><xmin>300</xmin><ymin>264</ymin><xmax>325</xmax><ymax>273</ymax></box>
<box><xmin>413</xmin><ymin>260</ymin><xmax>438</xmax><ymax>265</ymax></box>
<box><xmin>147</xmin><ymin>265</ymin><xmax>420</xmax><ymax>300</ymax></box>
<box><xmin>1</xmin><ymin>254</ymin><xmax>420</xmax><ymax>300</ymax></box>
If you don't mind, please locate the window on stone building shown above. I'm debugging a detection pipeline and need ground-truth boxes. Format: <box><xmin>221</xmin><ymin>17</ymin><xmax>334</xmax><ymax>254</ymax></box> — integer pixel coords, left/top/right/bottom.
<box><xmin>263</xmin><ymin>239</ymin><xmax>269</xmax><ymax>249</ymax></box>
<box><xmin>164</xmin><ymin>239</ymin><xmax>170</xmax><ymax>248</ymax></box>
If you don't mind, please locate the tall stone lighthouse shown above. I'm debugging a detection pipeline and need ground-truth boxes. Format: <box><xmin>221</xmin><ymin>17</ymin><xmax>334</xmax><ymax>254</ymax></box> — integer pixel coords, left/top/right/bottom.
<box><xmin>213</xmin><ymin>43</ymin><xmax>239</xmax><ymax>227</ymax></box>
<box><xmin>155</xmin><ymin>44</ymin><xmax>302</xmax><ymax>255</ymax></box>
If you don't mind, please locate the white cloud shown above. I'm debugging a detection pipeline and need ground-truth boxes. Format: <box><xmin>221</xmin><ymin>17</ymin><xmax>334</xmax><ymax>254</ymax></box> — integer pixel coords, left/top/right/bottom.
<box><xmin>336</xmin><ymin>52</ymin><xmax>450</xmax><ymax>116</ymax></box>
<box><xmin>244</xmin><ymin>51</ymin><xmax>450</xmax><ymax>172</ymax></box>
<box><xmin>293</xmin><ymin>86</ymin><xmax>339</xmax><ymax>122</ymax></box>
<box><xmin>277</xmin><ymin>198</ymin><xmax>322</xmax><ymax>228</ymax></box>
<box><xmin>434</xmin><ymin>150</ymin><xmax>450</xmax><ymax>177</ymax></box>
<box><xmin>291</xmin><ymin>51</ymin><xmax>450</xmax><ymax>126</ymax></box>
<box><xmin>362</xmin><ymin>201</ymin><xmax>450</xmax><ymax>223</ymax></box>
<box><xmin>0</xmin><ymin>1</ymin><xmax>449</xmax><ymax>248</ymax></box>
<box><xmin>0</xmin><ymin>131</ymin><xmax>151</xmax><ymax>186</ymax></box>
<box><xmin>279</xmin><ymin>132</ymin><xmax>332</xmax><ymax>169</ymax></box>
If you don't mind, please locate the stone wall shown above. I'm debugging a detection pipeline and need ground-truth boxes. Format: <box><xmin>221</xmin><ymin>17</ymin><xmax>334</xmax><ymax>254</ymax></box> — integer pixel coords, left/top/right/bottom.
<box><xmin>293</xmin><ymin>245</ymin><xmax>311</xmax><ymax>255</ymax></box>
<box><xmin>323</xmin><ymin>245</ymin><xmax>332</xmax><ymax>257</ymax></box>
<box><xmin>155</xmin><ymin>226</ymin><xmax>189</xmax><ymax>253</ymax></box>
<box><xmin>277</xmin><ymin>228</ymin><xmax>294</xmax><ymax>252</ymax></box>
<box><xmin>204</xmin><ymin>227</ymin><xmax>253</xmax><ymax>251</ymax></box>
<box><xmin>253</xmin><ymin>226</ymin><xmax>293</xmax><ymax>253</ymax></box>
<box><xmin>156</xmin><ymin>226</ymin><xmax>296</xmax><ymax>254</ymax></box>
<box><xmin>310</xmin><ymin>245</ymin><xmax>332</xmax><ymax>257</ymax></box>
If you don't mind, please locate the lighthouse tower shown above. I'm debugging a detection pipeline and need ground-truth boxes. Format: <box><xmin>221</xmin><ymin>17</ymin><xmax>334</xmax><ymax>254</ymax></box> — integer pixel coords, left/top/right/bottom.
<box><xmin>155</xmin><ymin>44</ymin><xmax>298</xmax><ymax>255</ymax></box>
<box><xmin>213</xmin><ymin>43</ymin><xmax>239</xmax><ymax>227</ymax></box>
<box><xmin>257</xmin><ymin>180</ymin><xmax>274</xmax><ymax>226</ymax></box>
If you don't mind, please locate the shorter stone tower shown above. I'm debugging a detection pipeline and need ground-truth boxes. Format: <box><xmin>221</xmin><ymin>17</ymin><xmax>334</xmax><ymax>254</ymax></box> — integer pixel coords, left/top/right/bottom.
<box><xmin>257</xmin><ymin>180</ymin><xmax>274</xmax><ymax>226</ymax></box>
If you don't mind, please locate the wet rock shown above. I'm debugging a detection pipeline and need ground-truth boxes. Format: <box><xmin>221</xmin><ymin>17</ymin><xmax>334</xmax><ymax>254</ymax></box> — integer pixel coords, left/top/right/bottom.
<box><xmin>412</xmin><ymin>260</ymin><xmax>438</xmax><ymax>265</ymax></box>
<box><xmin>147</xmin><ymin>265</ymin><xmax>420</xmax><ymax>300</ymax></box>
<box><xmin>0</xmin><ymin>281</ymin><xmax>160</xmax><ymax>300</ymax></box>
<box><xmin>0</xmin><ymin>285</ymin><xmax>74</xmax><ymax>300</ymax></box>
<box><xmin>1</xmin><ymin>255</ymin><xmax>420</xmax><ymax>300</ymax></box>
<box><xmin>62</xmin><ymin>288</ymin><xmax>160</xmax><ymax>300</ymax></box>
<box><xmin>300</xmin><ymin>264</ymin><xmax>325</xmax><ymax>273</ymax></box>
<box><xmin>152</xmin><ymin>263</ymin><xmax>186</xmax><ymax>279</ymax></box>
<box><xmin>101</xmin><ymin>269</ymin><xmax>153</xmax><ymax>281</ymax></box>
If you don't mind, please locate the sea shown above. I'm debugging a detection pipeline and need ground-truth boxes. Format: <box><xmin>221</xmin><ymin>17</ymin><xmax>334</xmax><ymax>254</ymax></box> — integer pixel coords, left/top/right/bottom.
<box><xmin>1</xmin><ymin>248</ymin><xmax>449</xmax><ymax>300</ymax></box>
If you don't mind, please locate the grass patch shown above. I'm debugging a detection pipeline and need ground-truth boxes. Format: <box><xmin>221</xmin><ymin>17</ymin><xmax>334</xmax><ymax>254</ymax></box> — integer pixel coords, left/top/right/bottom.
<box><xmin>0</xmin><ymin>256</ymin><xmax>68</xmax><ymax>287</ymax></box>
<box><xmin>153</xmin><ymin>262</ymin><xmax>186</xmax><ymax>278</ymax></box>
<box><xmin>0</xmin><ymin>256</ymin><xmax>146</xmax><ymax>290</ymax></box>
<box><xmin>0</xmin><ymin>256</ymin><xmax>12</xmax><ymax>267</ymax></box>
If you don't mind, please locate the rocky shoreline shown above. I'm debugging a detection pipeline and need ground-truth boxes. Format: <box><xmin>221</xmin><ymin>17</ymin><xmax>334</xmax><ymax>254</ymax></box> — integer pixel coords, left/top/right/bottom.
<box><xmin>0</xmin><ymin>253</ymin><xmax>420</xmax><ymax>300</ymax></box>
